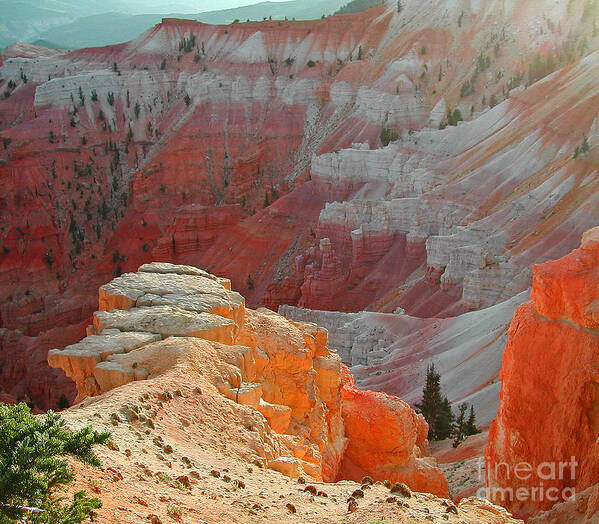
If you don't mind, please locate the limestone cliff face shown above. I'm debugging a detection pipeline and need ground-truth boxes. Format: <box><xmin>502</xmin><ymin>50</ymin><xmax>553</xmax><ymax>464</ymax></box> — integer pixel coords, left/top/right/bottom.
<box><xmin>486</xmin><ymin>227</ymin><xmax>599</xmax><ymax>520</ymax></box>
<box><xmin>48</xmin><ymin>262</ymin><xmax>448</xmax><ymax>496</ymax></box>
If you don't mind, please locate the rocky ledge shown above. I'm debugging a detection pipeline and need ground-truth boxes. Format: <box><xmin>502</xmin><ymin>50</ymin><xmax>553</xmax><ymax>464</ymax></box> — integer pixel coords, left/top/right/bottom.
<box><xmin>48</xmin><ymin>262</ymin><xmax>448</xmax><ymax>495</ymax></box>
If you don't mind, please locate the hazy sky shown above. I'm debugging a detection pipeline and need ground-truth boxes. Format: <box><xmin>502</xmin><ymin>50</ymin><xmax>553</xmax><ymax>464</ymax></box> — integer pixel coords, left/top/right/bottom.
<box><xmin>200</xmin><ymin>0</ymin><xmax>289</xmax><ymax>11</ymax></box>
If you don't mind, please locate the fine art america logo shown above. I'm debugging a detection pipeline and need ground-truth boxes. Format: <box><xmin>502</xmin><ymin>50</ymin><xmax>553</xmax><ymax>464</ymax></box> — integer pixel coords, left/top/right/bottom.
<box><xmin>478</xmin><ymin>457</ymin><xmax>578</xmax><ymax>503</ymax></box>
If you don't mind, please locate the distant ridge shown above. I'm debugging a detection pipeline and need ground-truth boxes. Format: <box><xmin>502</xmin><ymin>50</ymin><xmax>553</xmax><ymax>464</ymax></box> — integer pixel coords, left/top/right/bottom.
<box><xmin>1</xmin><ymin>0</ymin><xmax>347</xmax><ymax>50</ymax></box>
<box><xmin>335</xmin><ymin>0</ymin><xmax>381</xmax><ymax>15</ymax></box>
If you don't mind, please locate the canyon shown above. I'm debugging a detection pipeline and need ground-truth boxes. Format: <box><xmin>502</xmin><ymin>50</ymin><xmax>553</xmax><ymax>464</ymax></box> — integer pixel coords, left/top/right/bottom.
<box><xmin>2</xmin><ymin>0</ymin><xmax>599</xmax><ymax>415</ymax></box>
<box><xmin>2</xmin><ymin>0</ymin><xmax>599</xmax><ymax>521</ymax></box>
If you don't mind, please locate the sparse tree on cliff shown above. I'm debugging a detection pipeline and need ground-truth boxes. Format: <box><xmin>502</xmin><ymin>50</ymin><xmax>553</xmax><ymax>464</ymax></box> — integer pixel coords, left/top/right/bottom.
<box><xmin>0</xmin><ymin>403</ymin><xmax>109</xmax><ymax>523</ymax></box>
<box><xmin>434</xmin><ymin>396</ymin><xmax>455</xmax><ymax>441</ymax></box>
<box><xmin>453</xmin><ymin>403</ymin><xmax>481</xmax><ymax>447</ymax></box>
<box><xmin>415</xmin><ymin>364</ymin><xmax>441</xmax><ymax>438</ymax></box>
<box><xmin>465</xmin><ymin>405</ymin><xmax>481</xmax><ymax>436</ymax></box>
<box><xmin>416</xmin><ymin>364</ymin><xmax>455</xmax><ymax>441</ymax></box>
<box><xmin>452</xmin><ymin>403</ymin><xmax>468</xmax><ymax>447</ymax></box>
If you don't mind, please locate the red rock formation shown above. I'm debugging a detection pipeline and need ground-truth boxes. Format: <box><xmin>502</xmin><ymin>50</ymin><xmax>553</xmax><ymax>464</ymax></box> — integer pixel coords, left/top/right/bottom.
<box><xmin>486</xmin><ymin>227</ymin><xmax>599</xmax><ymax>519</ymax></box>
<box><xmin>338</xmin><ymin>366</ymin><xmax>448</xmax><ymax>496</ymax></box>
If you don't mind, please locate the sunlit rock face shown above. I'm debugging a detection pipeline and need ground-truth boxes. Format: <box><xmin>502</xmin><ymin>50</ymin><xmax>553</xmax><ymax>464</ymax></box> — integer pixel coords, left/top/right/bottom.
<box><xmin>486</xmin><ymin>228</ymin><xmax>599</xmax><ymax>520</ymax></box>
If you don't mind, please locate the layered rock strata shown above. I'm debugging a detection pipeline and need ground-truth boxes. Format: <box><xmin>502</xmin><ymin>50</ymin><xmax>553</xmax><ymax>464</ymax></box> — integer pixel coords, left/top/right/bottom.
<box><xmin>49</xmin><ymin>262</ymin><xmax>448</xmax><ymax>495</ymax></box>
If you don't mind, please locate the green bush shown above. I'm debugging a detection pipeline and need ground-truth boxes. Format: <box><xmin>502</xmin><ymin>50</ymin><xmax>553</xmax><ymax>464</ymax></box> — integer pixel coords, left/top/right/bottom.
<box><xmin>380</xmin><ymin>126</ymin><xmax>399</xmax><ymax>146</ymax></box>
<box><xmin>0</xmin><ymin>403</ymin><xmax>109</xmax><ymax>523</ymax></box>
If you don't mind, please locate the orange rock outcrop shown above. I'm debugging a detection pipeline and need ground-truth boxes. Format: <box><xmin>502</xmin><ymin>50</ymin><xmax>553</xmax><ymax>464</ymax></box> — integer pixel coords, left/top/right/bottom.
<box><xmin>48</xmin><ymin>262</ymin><xmax>448</xmax><ymax>496</ymax></box>
<box><xmin>338</xmin><ymin>367</ymin><xmax>448</xmax><ymax>495</ymax></box>
<box><xmin>486</xmin><ymin>227</ymin><xmax>599</xmax><ymax>519</ymax></box>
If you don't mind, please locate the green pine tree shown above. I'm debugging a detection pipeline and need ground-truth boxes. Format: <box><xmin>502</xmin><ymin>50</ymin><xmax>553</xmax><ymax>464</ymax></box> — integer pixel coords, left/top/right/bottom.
<box><xmin>0</xmin><ymin>403</ymin><xmax>109</xmax><ymax>523</ymax></box>
<box><xmin>452</xmin><ymin>403</ymin><xmax>468</xmax><ymax>447</ymax></box>
<box><xmin>582</xmin><ymin>135</ymin><xmax>590</xmax><ymax>154</ymax></box>
<box><xmin>465</xmin><ymin>405</ymin><xmax>481</xmax><ymax>436</ymax></box>
<box><xmin>416</xmin><ymin>364</ymin><xmax>457</xmax><ymax>441</ymax></box>
<box><xmin>435</xmin><ymin>397</ymin><xmax>455</xmax><ymax>441</ymax></box>
<box><xmin>415</xmin><ymin>364</ymin><xmax>443</xmax><ymax>440</ymax></box>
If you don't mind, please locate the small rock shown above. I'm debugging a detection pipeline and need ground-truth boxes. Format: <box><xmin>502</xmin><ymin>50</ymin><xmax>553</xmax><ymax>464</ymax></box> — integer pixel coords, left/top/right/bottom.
<box><xmin>107</xmin><ymin>467</ymin><xmax>124</xmax><ymax>481</ymax></box>
<box><xmin>133</xmin><ymin>496</ymin><xmax>148</xmax><ymax>507</ymax></box>
<box><xmin>210</xmin><ymin>470</ymin><xmax>221</xmax><ymax>478</ymax></box>
<box><xmin>297</xmin><ymin>476</ymin><xmax>305</xmax><ymax>484</ymax></box>
<box><xmin>163</xmin><ymin>444</ymin><xmax>173</xmax><ymax>454</ymax></box>
<box><xmin>317</xmin><ymin>490</ymin><xmax>328</xmax><ymax>498</ymax></box>
<box><xmin>304</xmin><ymin>485</ymin><xmax>317</xmax><ymax>495</ymax></box>
<box><xmin>390</xmin><ymin>482</ymin><xmax>412</xmax><ymax>497</ymax></box>
<box><xmin>347</xmin><ymin>499</ymin><xmax>358</xmax><ymax>513</ymax></box>
<box><xmin>233</xmin><ymin>479</ymin><xmax>245</xmax><ymax>489</ymax></box>
<box><xmin>351</xmin><ymin>488</ymin><xmax>364</xmax><ymax>499</ymax></box>
<box><xmin>176</xmin><ymin>475</ymin><xmax>191</xmax><ymax>488</ymax></box>
<box><xmin>361</xmin><ymin>475</ymin><xmax>374</xmax><ymax>485</ymax></box>
<box><xmin>386</xmin><ymin>496</ymin><xmax>397</xmax><ymax>503</ymax></box>
<box><xmin>286</xmin><ymin>503</ymin><xmax>296</xmax><ymax>514</ymax></box>
<box><xmin>222</xmin><ymin>475</ymin><xmax>231</xmax><ymax>482</ymax></box>
<box><xmin>383</xmin><ymin>479</ymin><xmax>391</xmax><ymax>488</ymax></box>
<box><xmin>147</xmin><ymin>515</ymin><xmax>162</xmax><ymax>524</ymax></box>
